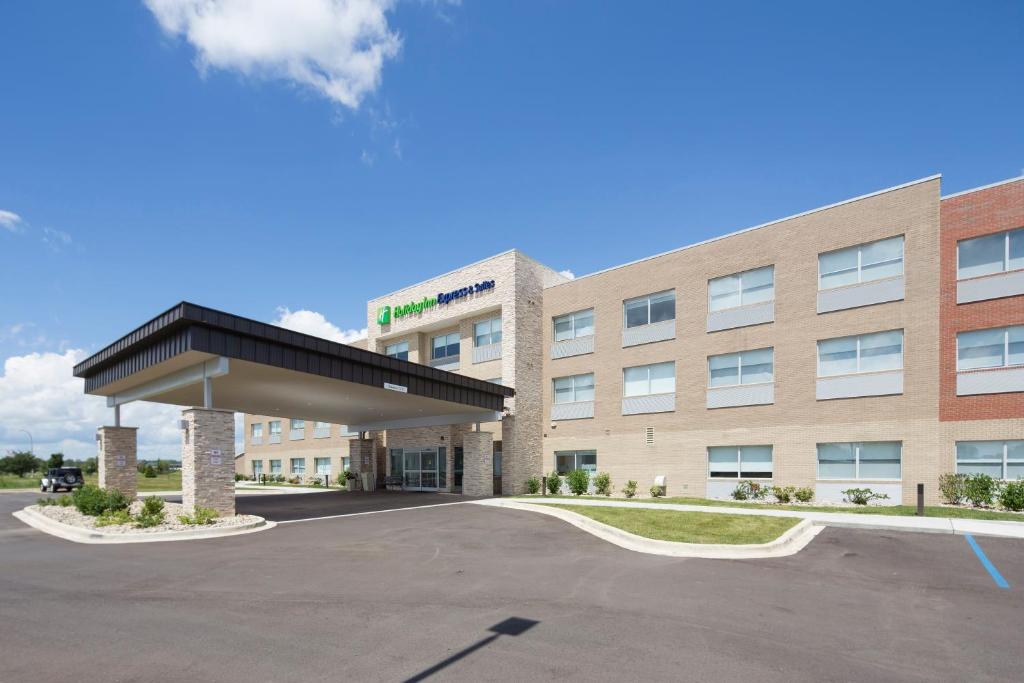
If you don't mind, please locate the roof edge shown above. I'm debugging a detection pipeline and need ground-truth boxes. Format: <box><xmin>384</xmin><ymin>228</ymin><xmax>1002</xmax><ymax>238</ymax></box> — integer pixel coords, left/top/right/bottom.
<box><xmin>941</xmin><ymin>174</ymin><xmax>1024</xmax><ymax>200</ymax></box>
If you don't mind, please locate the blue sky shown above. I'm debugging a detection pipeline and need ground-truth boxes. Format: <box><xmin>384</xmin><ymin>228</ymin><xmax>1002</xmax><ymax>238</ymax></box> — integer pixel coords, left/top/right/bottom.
<box><xmin>1</xmin><ymin>0</ymin><xmax>1022</xmax><ymax>460</ymax></box>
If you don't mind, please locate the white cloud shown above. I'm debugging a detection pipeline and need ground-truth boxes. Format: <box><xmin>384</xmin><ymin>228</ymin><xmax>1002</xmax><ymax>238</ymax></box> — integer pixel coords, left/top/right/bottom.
<box><xmin>0</xmin><ymin>349</ymin><xmax>186</xmax><ymax>461</ymax></box>
<box><xmin>558</xmin><ymin>269</ymin><xmax>576</xmax><ymax>280</ymax></box>
<box><xmin>360</xmin><ymin>149</ymin><xmax>376</xmax><ymax>166</ymax></box>
<box><xmin>0</xmin><ymin>209</ymin><xmax>23</xmax><ymax>233</ymax></box>
<box><xmin>273</xmin><ymin>307</ymin><xmax>367</xmax><ymax>344</ymax></box>
<box><xmin>145</xmin><ymin>0</ymin><xmax>402</xmax><ymax>109</ymax></box>
<box><xmin>41</xmin><ymin>226</ymin><xmax>73</xmax><ymax>251</ymax></box>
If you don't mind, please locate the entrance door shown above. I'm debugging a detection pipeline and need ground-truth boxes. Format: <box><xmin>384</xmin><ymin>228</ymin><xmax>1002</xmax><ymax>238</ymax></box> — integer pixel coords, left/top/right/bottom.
<box><xmin>401</xmin><ymin>448</ymin><xmax>443</xmax><ymax>491</ymax></box>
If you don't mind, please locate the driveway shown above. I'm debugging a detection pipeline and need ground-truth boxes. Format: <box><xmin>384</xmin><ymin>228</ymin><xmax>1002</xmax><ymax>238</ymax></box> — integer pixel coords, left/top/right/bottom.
<box><xmin>1</xmin><ymin>491</ymin><xmax>1021</xmax><ymax>682</ymax></box>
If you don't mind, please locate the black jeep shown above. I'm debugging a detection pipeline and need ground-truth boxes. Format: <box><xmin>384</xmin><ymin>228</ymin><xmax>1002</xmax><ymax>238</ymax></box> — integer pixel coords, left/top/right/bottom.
<box><xmin>40</xmin><ymin>467</ymin><xmax>84</xmax><ymax>493</ymax></box>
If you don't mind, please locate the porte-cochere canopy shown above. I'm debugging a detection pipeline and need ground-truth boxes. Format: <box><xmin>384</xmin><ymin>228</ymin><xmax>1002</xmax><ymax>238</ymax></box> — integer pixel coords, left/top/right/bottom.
<box><xmin>73</xmin><ymin>302</ymin><xmax>513</xmax><ymax>431</ymax></box>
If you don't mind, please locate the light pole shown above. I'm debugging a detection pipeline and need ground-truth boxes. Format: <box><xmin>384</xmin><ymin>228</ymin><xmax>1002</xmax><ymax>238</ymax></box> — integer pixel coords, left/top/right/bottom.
<box><xmin>19</xmin><ymin>429</ymin><xmax>33</xmax><ymax>454</ymax></box>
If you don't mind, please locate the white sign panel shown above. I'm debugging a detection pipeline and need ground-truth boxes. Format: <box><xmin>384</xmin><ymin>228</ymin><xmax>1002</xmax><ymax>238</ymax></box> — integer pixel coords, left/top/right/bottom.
<box><xmin>384</xmin><ymin>382</ymin><xmax>408</xmax><ymax>393</ymax></box>
<box><xmin>210</xmin><ymin>456</ymin><xmax>223</xmax><ymax>466</ymax></box>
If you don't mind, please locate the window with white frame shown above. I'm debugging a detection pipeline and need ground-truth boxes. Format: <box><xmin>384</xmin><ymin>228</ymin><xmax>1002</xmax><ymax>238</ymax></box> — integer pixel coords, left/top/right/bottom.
<box><xmin>709</xmin><ymin>266</ymin><xmax>774</xmax><ymax>311</ymax></box>
<box><xmin>268</xmin><ymin>421</ymin><xmax>281</xmax><ymax>438</ymax></box>
<box><xmin>269</xmin><ymin>459</ymin><xmax>281</xmax><ymax>475</ymax></box>
<box><xmin>555</xmin><ymin>450</ymin><xmax>597</xmax><ymax>475</ymax></box>
<box><xmin>553</xmin><ymin>309</ymin><xmax>595</xmax><ymax>341</ymax></box>
<box><xmin>290</xmin><ymin>458</ymin><xmax>306</xmax><ymax>475</ymax></box>
<box><xmin>314</xmin><ymin>421</ymin><xmax>330</xmax><ymax>438</ymax></box>
<box><xmin>956</xmin><ymin>441</ymin><xmax>1024</xmax><ymax>480</ymax></box>
<box><xmin>708</xmin><ymin>348</ymin><xmax>774</xmax><ymax>387</ymax></box>
<box><xmin>290</xmin><ymin>419</ymin><xmax>305</xmax><ymax>430</ymax></box>
<box><xmin>956</xmin><ymin>326</ymin><xmax>1024</xmax><ymax>370</ymax></box>
<box><xmin>819</xmin><ymin>236</ymin><xmax>904</xmax><ymax>290</ymax></box>
<box><xmin>957</xmin><ymin>229</ymin><xmax>1024</xmax><ymax>280</ymax></box>
<box><xmin>250</xmin><ymin>423</ymin><xmax>263</xmax><ymax>443</ymax></box>
<box><xmin>432</xmin><ymin>332</ymin><xmax>460</xmax><ymax>360</ymax></box>
<box><xmin>623</xmin><ymin>362</ymin><xmax>675</xmax><ymax>397</ymax></box>
<box><xmin>624</xmin><ymin>290</ymin><xmax>675</xmax><ymax>328</ymax></box>
<box><xmin>342</xmin><ymin>456</ymin><xmax>350</xmax><ymax>472</ymax></box>
<box><xmin>818</xmin><ymin>330</ymin><xmax>903</xmax><ymax>376</ymax></box>
<box><xmin>553</xmin><ymin>373</ymin><xmax>595</xmax><ymax>404</ymax></box>
<box><xmin>385</xmin><ymin>341</ymin><xmax>409</xmax><ymax>360</ymax></box>
<box><xmin>252</xmin><ymin>460</ymin><xmax>263</xmax><ymax>476</ymax></box>
<box><xmin>708</xmin><ymin>446</ymin><xmax>773</xmax><ymax>479</ymax></box>
<box><xmin>314</xmin><ymin>457</ymin><xmax>331</xmax><ymax>476</ymax></box>
<box><xmin>817</xmin><ymin>442</ymin><xmax>901</xmax><ymax>480</ymax></box>
<box><xmin>474</xmin><ymin>317</ymin><xmax>502</xmax><ymax>347</ymax></box>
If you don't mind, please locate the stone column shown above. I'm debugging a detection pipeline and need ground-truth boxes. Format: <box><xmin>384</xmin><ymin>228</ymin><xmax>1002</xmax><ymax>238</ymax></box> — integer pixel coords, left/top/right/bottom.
<box><xmin>97</xmin><ymin>426</ymin><xmax>138</xmax><ymax>499</ymax></box>
<box><xmin>348</xmin><ymin>438</ymin><xmax>376</xmax><ymax>491</ymax></box>
<box><xmin>462</xmin><ymin>430</ymin><xmax>494</xmax><ymax>497</ymax></box>
<box><xmin>181</xmin><ymin>408</ymin><xmax>235</xmax><ymax>516</ymax></box>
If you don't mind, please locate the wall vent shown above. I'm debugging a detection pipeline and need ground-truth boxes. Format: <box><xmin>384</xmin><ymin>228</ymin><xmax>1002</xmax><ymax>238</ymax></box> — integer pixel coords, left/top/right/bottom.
<box><xmin>645</xmin><ymin>427</ymin><xmax>655</xmax><ymax>445</ymax></box>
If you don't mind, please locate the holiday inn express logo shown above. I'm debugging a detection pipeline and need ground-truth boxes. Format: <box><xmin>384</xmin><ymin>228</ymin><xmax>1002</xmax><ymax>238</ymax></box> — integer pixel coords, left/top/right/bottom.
<box><xmin>376</xmin><ymin>305</ymin><xmax>391</xmax><ymax>325</ymax></box>
<box><xmin>377</xmin><ymin>280</ymin><xmax>496</xmax><ymax>326</ymax></box>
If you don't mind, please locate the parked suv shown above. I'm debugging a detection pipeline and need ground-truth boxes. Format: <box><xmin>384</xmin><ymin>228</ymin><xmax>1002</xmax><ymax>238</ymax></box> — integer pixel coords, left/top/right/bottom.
<box><xmin>40</xmin><ymin>467</ymin><xmax>84</xmax><ymax>493</ymax></box>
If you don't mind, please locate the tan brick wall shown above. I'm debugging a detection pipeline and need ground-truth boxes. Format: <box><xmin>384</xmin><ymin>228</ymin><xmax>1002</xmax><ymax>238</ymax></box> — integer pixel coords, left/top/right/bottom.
<box><xmin>462</xmin><ymin>430</ymin><xmax>494</xmax><ymax>496</ymax></box>
<box><xmin>181</xmin><ymin>408</ymin><xmax>236</xmax><ymax>516</ymax></box>
<box><xmin>97</xmin><ymin>426</ymin><xmax>138</xmax><ymax>498</ymax></box>
<box><xmin>541</xmin><ymin>177</ymin><xmax>947</xmax><ymax>502</ymax></box>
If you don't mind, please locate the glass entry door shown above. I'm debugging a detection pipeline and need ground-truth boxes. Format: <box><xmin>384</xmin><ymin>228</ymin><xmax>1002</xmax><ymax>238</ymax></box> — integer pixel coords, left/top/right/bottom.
<box><xmin>399</xmin><ymin>448</ymin><xmax>445</xmax><ymax>491</ymax></box>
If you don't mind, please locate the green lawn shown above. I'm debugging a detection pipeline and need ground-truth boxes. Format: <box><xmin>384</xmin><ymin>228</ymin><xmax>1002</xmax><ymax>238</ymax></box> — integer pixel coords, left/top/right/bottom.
<box><xmin>538</xmin><ymin>504</ymin><xmax>800</xmax><ymax>544</ymax></box>
<box><xmin>0</xmin><ymin>471</ymin><xmax>181</xmax><ymax>492</ymax></box>
<box><xmin>526</xmin><ymin>495</ymin><xmax>1024</xmax><ymax>522</ymax></box>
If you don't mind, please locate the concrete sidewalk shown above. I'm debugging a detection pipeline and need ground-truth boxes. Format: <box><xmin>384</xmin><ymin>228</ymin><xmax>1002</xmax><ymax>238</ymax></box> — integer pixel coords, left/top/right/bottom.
<box><xmin>509</xmin><ymin>497</ymin><xmax>1024</xmax><ymax>540</ymax></box>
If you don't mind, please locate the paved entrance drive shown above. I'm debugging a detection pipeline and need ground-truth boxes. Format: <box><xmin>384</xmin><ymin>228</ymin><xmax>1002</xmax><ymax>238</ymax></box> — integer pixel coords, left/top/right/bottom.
<box><xmin>1</xmin><ymin>491</ymin><xmax>1021</xmax><ymax>682</ymax></box>
<box><xmin>233</xmin><ymin>490</ymin><xmax>480</xmax><ymax>522</ymax></box>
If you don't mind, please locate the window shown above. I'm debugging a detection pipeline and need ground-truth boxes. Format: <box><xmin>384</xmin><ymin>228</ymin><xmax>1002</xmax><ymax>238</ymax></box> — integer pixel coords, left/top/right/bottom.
<box><xmin>314</xmin><ymin>457</ymin><xmax>331</xmax><ymax>476</ymax></box>
<box><xmin>624</xmin><ymin>290</ymin><xmax>675</xmax><ymax>328</ymax></box>
<box><xmin>290</xmin><ymin>419</ymin><xmax>305</xmax><ymax>430</ymax></box>
<box><xmin>817</xmin><ymin>442</ymin><xmax>901</xmax><ymax>480</ymax></box>
<box><xmin>290</xmin><ymin>458</ymin><xmax>306</xmax><ymax>475</ymax></box>
<box><xmin>432</xmin><ymin>332</ymin><xmax>460</xmax><ymax>360</ymax></box>
<box><xmin>314</xmin><ymin>421</ymin><xmax>330</xmax><ymax>438</ymax></box>
<box><xmin>268</xmin><ymin>421</ymin><xmax>281</xmax><ymax>440</ymax></box>
<box><xmin>485</xmin><ymin>377</ymin><xmax>502</xmax><ymax>385</ymax></box>
<box><xmin>269</xmin><ymin>459</ymin><xmax>281</xmax><ymax>475</ymax></box>
<box><xmin>818</xmin><ymin>330</ymin><xmax>903</xmax><ymax>376</ymax></box>
<box><xmin>709</xmin><ymin>266</ymin><xmax>774</xmax><ymax>311</ymax></box>
<box><xmin>957</xmin><ymin>326</ymin><xmax>1024</xmax><ymax>370</ymax></box>
<box><xmin>289</xmin><ymin>419</ymin><xmax>305</xmax><ymax>440</ymax></box>
<box><xmin>957</xmin><ymin>229</ymin><xmax>1024</xmax><ymax>279</ymax></box>
<box><xmin>708</xmin><ymin>348</ymin><xmax>774</xmax><ymax>387</ymax></box>
<box><xmin>252</xmin><ymin>460</ymin><xmax>263</xmax><ymax>476</ymax></box>
<box><xmin>553</xmin><ymin>373</ymin><xmax>595</xmax><ymax>404</ymax></box>
<box><xmin>555</xmin><ymin>450</ymin><xmax>597</xmax><ymax>475</ymax></box>
<box><xmin>553</xmin><ymin>309</ymin><xmax>595</xmax><ymax>341</ymax></box>
<box><xmin>250</xmin><ymin>423</ymin><xmax>263</xmax><ymax>443</ymax></box>
<box><xmin>385</xmin><ymin>341</ymin><xmax>409</xmax><ymax>360</ymax></box>
<box><xmin>474</xmin><ymin>317</ymin><xmax>502</xmax><ymax>347</ymax></box>
<box><xmin>342</xmin><ymin>456</ymin><xmax>350</xmax><ymax>473</ymax></box>
<box><xmin>708</xmin><ymin>446</ymin><xmax>773</xmax><ymax>479</ymax></box>
<box><xmin>819</xmin><ymin>236</ymin><xmax>904</xmax><ymax>290</ymax></box>
<box><xmin>623</xmin><ymin>362</ymin><xmax>675</xmax><ymax>397</ymax></box>
<box><xmin>956</xmin><ymin>441</ymin><xmax>1024</xmax><ymax>480</ymax></box>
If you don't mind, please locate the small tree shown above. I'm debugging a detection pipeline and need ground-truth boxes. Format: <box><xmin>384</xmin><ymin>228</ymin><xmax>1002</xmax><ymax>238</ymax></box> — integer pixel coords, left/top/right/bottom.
<box><xmin>143</xmin><ymin>464</ymin><xmax>157</xmax><ymax>478</ymax></box>
<box><xmin>526</xmin><ymin>476</ymin><xmax>541</xmax><ymax>494</ymax></box>
<box><xmin>566</xmin><ymin>469</ymin><xmax>590</xmax><ymax>496</ymax></box>
<box><xmin>938</xmin><ymin>473</ymin><xmax>967</xmax><ymax>505</ymax></box>
<box><xmin>82</xmin><ymin>457</ymin><xmax>98</xmax><ymax>475</ymax></box>
<box><xmin>593</xmin><ymin>472</ymin><xmax>613</xmax><ymax>496</ymax></box>
<box><xmin>545</xmin><ymin>471</ymin><xmax>562</xmax><ymax>495</ymax></box>
<box><xmin>47</xmin><ymin>452</ymin><xmax>65</xmax><ymax>469</ymax></box>
<box><xmin>0</xmin><ymin>451</ymin><xmax>43</xmax><ymax>477</ymax></box>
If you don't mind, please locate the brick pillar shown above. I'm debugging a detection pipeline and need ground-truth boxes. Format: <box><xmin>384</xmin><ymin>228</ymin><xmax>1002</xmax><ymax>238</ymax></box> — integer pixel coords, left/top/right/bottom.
<box><xmin>348</xmin><ymin>438</ymin><xmax>375</xmax><ymax>490</ymax></box>
<box><xmin>181</xmin><ymin>408</ymin><xmax>235</xmax><ymax>516</ymax></box>
<box><xmin>97</xmin><ymin>426</ymin><xmax>138</xmax><ymax>499</ymax></box>
<box><xmin>462</xmin><ymin>430</ymin><xmax>494</xmax><ymax>497</ymax></box>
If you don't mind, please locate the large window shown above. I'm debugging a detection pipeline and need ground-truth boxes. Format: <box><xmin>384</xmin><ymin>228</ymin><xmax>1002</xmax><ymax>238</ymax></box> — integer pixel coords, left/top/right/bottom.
<box><xmin>385</xmin><ymin>341</ymin><xmax>409</xmax><ymax>360</ymax></box>
<box><xmin>553</xmin><ymin>309</ymin><xmax>595</xmax><ymax>341</ymax></box>
<box><xmin>290</xmin><ymin>419</ymin><xmax>305</xmax><ymax>430</ymax></box>
<box><xmin>252</xmin><ymin>460</ymin><xmax>263</xmax><ymax>476</ymax></box>
<box><xmin>314</xmin><ymin>457</ymin><xmax>331</xmax><ymax>476</ymax></box>
<box><xmin>817</xmin><ymin>442</ymin><xmax>901</xmax><ymax>480</ymax></box>
<box><xmin>956</xmin><ymin>441</ymin><xmax>1024</xmax><ymax>480</ymax></box>
<box><xmin>250</xmin><ymin>423</ymin><xmax>263</xmax><ymax>444</ymax></box>
<box><xmin>957</xmin><ymin>326</ymin><xmax>1024</xmax><ymax>370</ymax></box>
<box><xmin>708</xmin><ymin>446</ymin><xmax>773</xmax><ymax>479</ymax></box>
<box><xmin>957</xmin><ymin>229</ymin><xmax>1024</xmax><ymax>280</ymax></box>
<box><xmin>624</xmin><ymin>362</ymin><xmax>675</xmax><ymax>397</ymax></box>
<box><xmin>819</xmin><ymin>236</ymin><xmax>904</xmax><ymax>290</ymax></box>
<box><xmin>289</xmin><ymin>419</ymin><xmax>305</xmax><ymax>440</ymax></box>
<box><xmin>708</xmin><ymin>348</ymin><xmax>774</xmax><ymax>387</ymax></box>
<box><xmin>474</xmin><ymin>317</ymin><xmax>502</xmax><ymax>347</ymax></box>
<box><xmin>268</xmin><ymin>421</ymin><xmax>281</xmax><ymax>440</ymax></box>
<box><xmin>818</xmin><ymin>330</ymin><xmax>903</xmax><ymax>376</ymax></box>
<box><xmin>624</xmin><ymin>290</ymin><xmax>675</xmax><ymax>328</ymax></box>
<box><xmin>555</xmin><ymin>450</ymin><xmax>597</xmax><ymax>475</ymax></box>
<box><xmin>269</xmin><ymin>459</ymin><xmax>281</xmax><ymax>475</ymax></box>
<box><xmin>709</xmin><ymin>266</ymin><xmax>774</xmax><ymax>311</ymax></box>
<box><xmin>553</xmin><ymin>373</ymin><xmax>595</xmax><ymax>404</ymax></box>
<box><xmin>290</xmin><ymin>458</ymin><xmax>306</xmax><ymax>475</ymax></box>
<box><xmin>432</xmin><ymin>332</ymin><xmax>460</xmax><ymax>360</ymax></box>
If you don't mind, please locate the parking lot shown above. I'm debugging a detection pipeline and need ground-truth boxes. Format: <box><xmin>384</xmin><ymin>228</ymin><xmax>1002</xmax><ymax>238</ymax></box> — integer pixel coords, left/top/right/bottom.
<box><xmin>1</xmin><ymin>490</ymin><xmax>1022</xmax><ymax>682</ymax></box>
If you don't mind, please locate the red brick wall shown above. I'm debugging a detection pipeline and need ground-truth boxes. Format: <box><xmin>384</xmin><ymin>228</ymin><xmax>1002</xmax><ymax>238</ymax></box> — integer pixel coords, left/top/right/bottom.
<box><xmin>939</xmin><ymin>178</ymin><xmax>1024</xmax><ymax>421</ymax></box>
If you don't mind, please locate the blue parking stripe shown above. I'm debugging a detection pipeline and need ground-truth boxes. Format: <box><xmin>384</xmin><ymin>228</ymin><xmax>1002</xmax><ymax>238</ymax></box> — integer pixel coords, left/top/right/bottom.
<box><xmin>965</xmin><ymin>534</ymin><xmax>1010</xmax><ymax>589</ymax></box>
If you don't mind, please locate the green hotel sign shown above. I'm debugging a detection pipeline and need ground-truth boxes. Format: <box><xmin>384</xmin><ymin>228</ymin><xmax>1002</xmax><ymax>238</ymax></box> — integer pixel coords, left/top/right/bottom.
<box><xmin>377</xmin><ymin>279</ymin><xmax>495</xmax><ymax>327</ymax></box>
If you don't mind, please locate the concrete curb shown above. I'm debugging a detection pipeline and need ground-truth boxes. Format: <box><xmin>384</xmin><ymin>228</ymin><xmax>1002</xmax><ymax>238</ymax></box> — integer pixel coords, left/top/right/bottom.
<box><xmin>475</xmin><ymin>499</ymin><xmax>823</xmax><ymax>559</ymax></box>
<box><xmin>12</xmin><ymin>506</ymin><xmax>276</xmax><ymax>545</ymax></box>
<box><xmin>505</xmin><ymin>497</ymin><xmax>1024</xmax><ymax>540</ymax></box>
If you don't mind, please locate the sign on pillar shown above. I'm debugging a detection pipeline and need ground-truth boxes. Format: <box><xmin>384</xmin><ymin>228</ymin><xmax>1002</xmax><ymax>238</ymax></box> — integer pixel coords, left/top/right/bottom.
<box><xmin>97</xmin><ymin>426</ymin><xmax>138</xmax><ymax>500</ymax></box>
<box><xmin>181</xmin><ymin>408</ymin><xmax>236</xmax><ymax>516</ymax></box>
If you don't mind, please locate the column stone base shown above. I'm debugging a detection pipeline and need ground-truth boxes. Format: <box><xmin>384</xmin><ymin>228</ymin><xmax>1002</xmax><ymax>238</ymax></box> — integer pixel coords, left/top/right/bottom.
<box><xmin>181</xmin><ymin>408</ymin><xmax>236</xmax><ymax>516</ymax></box>
<box><xmin>348</xmin><ymin>438</ymin><xmax>376</xmax><ymax>490</ymax></box>
<box><xmin>97</xmin><ymin>426</ymin><xmax>138</xmax><ymax>499</ymax></box>
<box><xmin>462</xmin><ymin>431</ymin><xmax>494</xmax><ymax>497</ymax></box>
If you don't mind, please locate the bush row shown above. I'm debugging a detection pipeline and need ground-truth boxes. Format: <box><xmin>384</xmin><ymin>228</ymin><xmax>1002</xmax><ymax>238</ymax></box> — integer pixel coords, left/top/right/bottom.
<box><xmin>938</xmin><ymin>473</ymin><xmax>1024</xmax><ymax>511</ymax></box>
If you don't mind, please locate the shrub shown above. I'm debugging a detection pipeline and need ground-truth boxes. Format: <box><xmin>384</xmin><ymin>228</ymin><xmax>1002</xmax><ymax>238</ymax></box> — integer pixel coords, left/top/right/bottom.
<box><xmin>235</xmin><ymin>473</ymin><xmax>245</xmax><ymax>482</ymax></box>
<box><xmin>842</xmin><ymin>488</ymin><xmax>890</xmax><ymax>505</ymax></box>
<box><xmin>95</xmin><ymin>509</ymin><xmax>132</xmax><ymax>527</ymax></box>
<box><xmin>965</xmin><ymin>473</ymin><xmax>998</xmax><ymax>507</ymax></box>
<box><xmin>526</xmin><ymin>476</ymin><xmax>541</xmax><ymax>494</ymax></box>
<box><xmin>649</xmin><ymin>484</ymin><xmax>664</xmax><ymax>498</ymax></box>
<box><xmin>307</xmin><ymin>476</ymin><xmax>322</xmax><ymax>487</ymax></box>
<box><xmin>622</xmin><ymin>480</ymin><xmax>638</xmax><ymax>498</ymax></box>
<box><xmin>134</xmin><ymin>511</ymin><xmax>165</xmax><ymax>528</ymax></box>
<box><xmin>178</xmin><ymin>507</ymin><xmax>219</xmax><ymax>525</ymax></box>
<box><xmin>938</xmin><ymin>473</ymin><xmax>968</xmax><ymax>505</ymax></box>
<box><xmin>143</xmin><ymin>465</ymin><xmax>157</xmax><ymax>478</ymax></box>
<box><xmin>566</xmin><ymin>469</ymin><xmax>590</xmax><ymax>496</ymax></box>
<box><xmin>546</xmin><ymin>471</ymin><xmax>562</xmax><ymax>495</ymax></box>
<box><xmin>998</xmin><ymin>480</ymin><xmax>1024</xmax><ymax>512</ymax></box>
<box><xmin>36</xmin><ymin>497</ymin><xmax>57</xmax><ymax>507</ymax></box>
<box><xmin>57</xmin><ymin>494</ymin><xmax>74</xmax><ymax>507</ymax></box>
<box><xmin>72</xmin><ymin>484</ymin><xmax>129</xmax><ymax>517</ymax></box>
<box><xmin>771</xmin><ymin>485</ymin><xmax>796</xmax><ymax>504</ymax></box>
<box><xmin>593</xmin><ymin>472</ymin><xmax>613</xmax><ymax>496</ymax></box>
<box><xmin>141</xmin><ymin>496</ymin><xmax>165</xmax><ymax>516</ymax></box>
<box><xmin>732</xmin><ymin>480</ymin><xmax>768</xmax><ymax>501</ymax></box>
<box><xmin>794</xmin><ymin>487</ymin><xmax>814</xmax><ymax>503</ymax></box>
